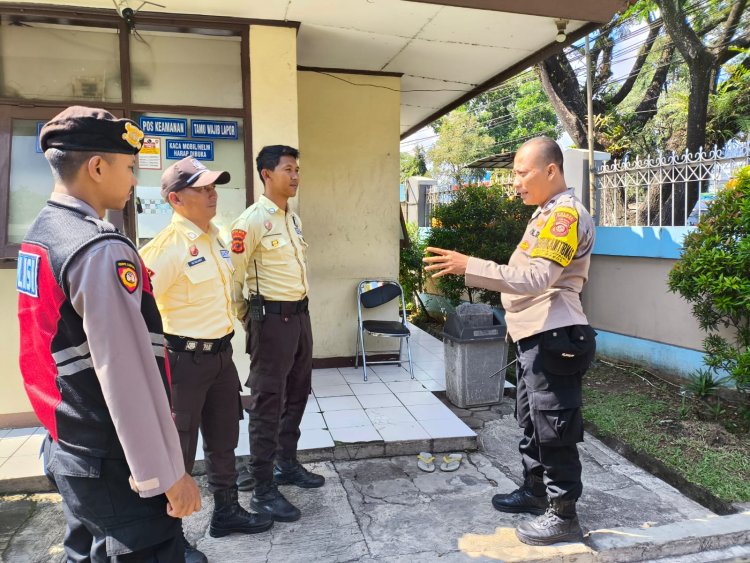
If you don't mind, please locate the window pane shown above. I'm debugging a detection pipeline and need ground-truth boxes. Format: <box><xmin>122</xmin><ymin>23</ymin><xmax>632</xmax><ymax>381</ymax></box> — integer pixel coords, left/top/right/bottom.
<box><xmin>131</xmin><ymin>32</ymin><xmax>242</xmax><ymax>108</ymax></box>
<box><xmin>133</xmin><ymin>112</ymin><xmax>247</xmax><ymax>246</ymax></box>
<box><xmin>0</xmin><ymin>22</ymin><xmax>121</xmax><ymax>102</ymax></box>
<box><xmin>9</xmin><ymin>120</ymin><xmax>54</xmax><ymax>244</ymax></box>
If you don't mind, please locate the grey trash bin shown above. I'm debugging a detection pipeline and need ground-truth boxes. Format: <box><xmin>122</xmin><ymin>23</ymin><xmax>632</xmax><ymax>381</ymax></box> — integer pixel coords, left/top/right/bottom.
<box><xmin>442</xmin><ymin>303</ymin><xmax>509</xmax><ymax>408</ymax></box>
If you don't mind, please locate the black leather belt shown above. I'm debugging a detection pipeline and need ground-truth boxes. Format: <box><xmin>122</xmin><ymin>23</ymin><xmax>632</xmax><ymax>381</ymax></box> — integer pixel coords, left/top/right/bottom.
<box><xmin>164</xmin><ymin>332</ymin><xmax>234</xmax><ymax>354</ymax></box>
<box><xmin>264</xmin><ymin>297</ymin><xmax>309</xmax><ymax>315</ymax></box>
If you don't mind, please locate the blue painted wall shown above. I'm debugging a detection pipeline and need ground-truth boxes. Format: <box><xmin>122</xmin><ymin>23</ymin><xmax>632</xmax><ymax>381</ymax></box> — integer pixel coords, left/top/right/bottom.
<box><xmin>593</xmin><ymin>226</ymin><xmax>693</xmax><ymax>259</ymax></box>
<box><xmin>595</xmin><ymin>330</ymin><xmax>706</xmax><ymax>379</ymax></box>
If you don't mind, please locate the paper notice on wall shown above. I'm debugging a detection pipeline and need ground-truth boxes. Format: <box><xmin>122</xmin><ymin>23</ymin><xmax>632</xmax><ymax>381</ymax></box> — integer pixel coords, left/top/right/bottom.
<box><xmin>138</xmin><ymin>137</ymin><xmax>161</xmax><ymax>170</ymax></box>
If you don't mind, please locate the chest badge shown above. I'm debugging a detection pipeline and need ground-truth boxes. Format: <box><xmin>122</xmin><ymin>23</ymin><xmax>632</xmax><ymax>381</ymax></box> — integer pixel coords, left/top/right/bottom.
<box><xmin>189</xmin><ymin>245</ymin><xmax>199</xmax><ymax>257</ymax></box>
<box><xmin>264</xmin><ymin>220</ymin><xmax>273</xmax><ymax>231</ymax></box>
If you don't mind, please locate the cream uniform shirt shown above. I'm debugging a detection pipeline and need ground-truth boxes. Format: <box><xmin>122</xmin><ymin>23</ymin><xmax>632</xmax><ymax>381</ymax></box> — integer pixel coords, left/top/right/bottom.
<box><xmin>140</xmin><ymin>213</ymin><xmax>234</xmax><ymax>339</ymax></box>
<box><xmin>230</xmin><ymin>194</ymin><xmax>309</xmax><ymax>320</ymax></box>
<box><xmin>465</xmin><ymin>188</ymin><xmax>595</xmax><ymax>341</ymax></box>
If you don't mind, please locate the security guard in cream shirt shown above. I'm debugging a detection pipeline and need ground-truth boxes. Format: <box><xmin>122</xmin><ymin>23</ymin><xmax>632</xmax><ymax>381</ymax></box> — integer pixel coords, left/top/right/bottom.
<box><xmin>141</xmin><ymin>157</ymin><xmax>273</xmax><ymax>562</ymax></box>
<box><xmin>424</xmin><ymin>137</ymin><xmax>596</xmax><ymax>548</ymax></box>
<box><xmin>230</xmin><ymin>145</ymin><xmax>324</xmax><ymax>525</ymax></box>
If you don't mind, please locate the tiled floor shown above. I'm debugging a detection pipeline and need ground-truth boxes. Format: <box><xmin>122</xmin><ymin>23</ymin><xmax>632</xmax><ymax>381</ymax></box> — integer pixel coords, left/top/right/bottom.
<box><xmin>199</xmin><ymin>322</ymin><xmax>474</xmax><ymax>457</ymax></box>
<box><xmin>0</xmin><ymin>323</ymin><xmax>476</xmax><ymax>483</ymax></box>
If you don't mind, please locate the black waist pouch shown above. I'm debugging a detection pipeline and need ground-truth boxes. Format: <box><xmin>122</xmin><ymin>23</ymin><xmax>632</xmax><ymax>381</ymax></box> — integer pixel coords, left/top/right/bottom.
<box><xmin>539</xmin><ymin>324</ymin><xmax>597</xmax><ymax>376</ymax></box>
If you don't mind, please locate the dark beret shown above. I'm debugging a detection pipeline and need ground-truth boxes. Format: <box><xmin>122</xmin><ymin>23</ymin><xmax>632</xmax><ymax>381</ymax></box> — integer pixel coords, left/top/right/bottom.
<box><xmin>40</xmin><ymin>106</ymin><xmax>145</xmax><ymax>155</ymax></box>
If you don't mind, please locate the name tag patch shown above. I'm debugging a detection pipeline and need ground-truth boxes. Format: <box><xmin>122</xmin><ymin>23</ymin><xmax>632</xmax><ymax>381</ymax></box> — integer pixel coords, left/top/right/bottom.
<box><xmin>188</xmin><ymin>257</ymin><xmax>206</xmax><ymax>267</ymax></box>
<box><xmin>17</xmin><ymin>251</ymin><xmax>40</xmax><ymax>297</ymax></box>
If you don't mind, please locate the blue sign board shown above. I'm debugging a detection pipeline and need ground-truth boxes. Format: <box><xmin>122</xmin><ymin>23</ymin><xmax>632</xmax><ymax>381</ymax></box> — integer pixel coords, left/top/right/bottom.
<box><xmin>139</xmin><ymin>116</ymin><xmax>188</xmax><ymax>137</ymax></box>
<box><xmin>191</xmin><ymin>119</ymin><xmax>239</xmax><ymax>140</ymax></box>
<box><xmin>166</xmin><ymin>139</ymin><xmax>214</xmax><ymax>161</ymax></box>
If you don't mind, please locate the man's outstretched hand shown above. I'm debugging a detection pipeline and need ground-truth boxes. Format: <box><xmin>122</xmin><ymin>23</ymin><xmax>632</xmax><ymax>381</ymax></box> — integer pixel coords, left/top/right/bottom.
<box><xmin>423</xmin><ymin>247</ymin><xmax>470</xmax><ymax>278</ymax></box>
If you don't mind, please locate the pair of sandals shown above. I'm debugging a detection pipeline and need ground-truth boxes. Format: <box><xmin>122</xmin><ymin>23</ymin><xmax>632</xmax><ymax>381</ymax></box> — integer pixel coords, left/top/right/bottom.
<box><xmin>417</xmin><ymin>452</ymin><xmax>463</xmax><ymax>473</ymax></box>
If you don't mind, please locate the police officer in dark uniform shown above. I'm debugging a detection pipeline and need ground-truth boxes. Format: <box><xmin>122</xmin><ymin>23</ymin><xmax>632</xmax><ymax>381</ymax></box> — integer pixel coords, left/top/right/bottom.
<box><xmin>17</xmin><ymin>106</ymin><xmax>201</xmax><ymax>561</ymax></box>
<box><xmin>424</xmin><ymin>136</ymin><xmax>596</xmax><ymax>546</ymax></box>
<box><xmin>230</xmin><ymin>145</ymin><xmax>324</xmax><ymax>522</ymax></box>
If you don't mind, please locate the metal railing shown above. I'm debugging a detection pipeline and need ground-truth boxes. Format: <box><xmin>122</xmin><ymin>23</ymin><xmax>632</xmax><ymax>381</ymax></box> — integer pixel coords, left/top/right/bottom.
<box><xmin>424</xmin><ymin>185</ymin><xmax>458</xmax><ymax>226</ymax></box>
<box><xmin>596</xmin><ymin>139</ymin><xmax>750</xmax><ymax>227</ymax></box>
<box><xmin>423</xmin><ymin>170</ymin><xmax>516</xmax><ymax>226</ymax></box>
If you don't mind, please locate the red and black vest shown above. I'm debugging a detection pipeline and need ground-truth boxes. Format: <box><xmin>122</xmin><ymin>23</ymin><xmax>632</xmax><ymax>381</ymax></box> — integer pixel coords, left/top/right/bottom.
<box><xmin>17</xmin><ymin>201</ymin><xmax>169</xmax><ymax>459</ymax></box>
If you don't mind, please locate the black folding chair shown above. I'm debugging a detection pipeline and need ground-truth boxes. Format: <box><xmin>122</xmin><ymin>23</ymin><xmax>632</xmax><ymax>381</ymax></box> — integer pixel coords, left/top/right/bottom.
<box><xmin>354</xmin><ymin>279</ymin><xmax>415</xmax><ymax>382</ymax></box>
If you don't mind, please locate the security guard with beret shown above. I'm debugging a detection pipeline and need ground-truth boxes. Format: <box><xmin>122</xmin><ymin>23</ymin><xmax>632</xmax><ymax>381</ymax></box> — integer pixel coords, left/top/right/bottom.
<box><xmin>230</xmin><ymin>145</ymin><xmax>324</xmax><ymax>523</ymax></box>
<box><xmin>140</xmin><ymin>157</ymin><xmax>274</xmax><ymax>561</ymax></box>
<box><xmin>18</xmin><ymin>106</ymin><xmax>201</xmax><ymax>561</ymax></box>
<box><xmin>424</xmin><ymin>136</ymin><xmax>596</xmax><ymax>546</ymax></box>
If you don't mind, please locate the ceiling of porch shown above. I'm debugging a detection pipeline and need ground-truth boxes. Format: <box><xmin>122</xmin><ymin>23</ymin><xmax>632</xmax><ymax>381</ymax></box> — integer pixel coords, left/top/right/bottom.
<box><xmin>0</xmin><ymin>0</ymin><xmax>629</xmax><ymax>138</ymax></box>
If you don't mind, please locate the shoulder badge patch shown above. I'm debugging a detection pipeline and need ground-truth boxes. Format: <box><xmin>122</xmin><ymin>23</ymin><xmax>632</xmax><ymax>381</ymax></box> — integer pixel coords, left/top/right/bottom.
<box><xmin>116</xmin><ymin>260</ymin><xmax>139</xmax><ymax>294</ymax></box>
<box><xmin>231</xmin><ymin>229</ymin><xmax>247</xmax><ymax>254</ymax></box>
<box><xmin>531</xmin><ymin>206</ymin><xmax>579</xmax><ymax>267</ymax></box>
<box><xmin>17</xmin><ymin>251</ymin><xmax>40</xmax><ymax>298</ymax></box>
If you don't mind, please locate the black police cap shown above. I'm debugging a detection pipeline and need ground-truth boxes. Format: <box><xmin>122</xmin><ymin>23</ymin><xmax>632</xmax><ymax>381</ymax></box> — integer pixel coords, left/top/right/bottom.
<box><xmin>40</xmin><ymin>106</ymin><xmax>145</xmax><ymax>155</ymax></box>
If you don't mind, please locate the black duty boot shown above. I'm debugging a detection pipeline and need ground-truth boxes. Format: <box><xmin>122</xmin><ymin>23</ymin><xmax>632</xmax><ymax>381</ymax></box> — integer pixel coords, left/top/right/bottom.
<box><xmin>251</xmin><ymin>481</ymin><xmax>301</xmax><ymax>522</ymax></box>
<box><xmin>237</xmin><ymin>463</ymin><xmax>256</xmax><ymax>492</ymax></box>
<box><xmin>273</xmin><ymin>459</ymin><xmax>325</xmax><ymax>488</ymax></box>
<box><xmin>181</xmin><ymin>528</ymin><xmax>208</xmax><ymax>563</ymax></box>
<box><xmin>492</xmin><ymin>473</ymin><xmax>547</xmax><ymax>515</ymax></box>
<box><xmin>209</xmin><ymin>486</ymin><xmax>274</xmax><ymax>537</ymax></box>
<box><xmin>515</xmin><ymin>498</ymin><xmax>584</xmax><ymax>546</ymax></box>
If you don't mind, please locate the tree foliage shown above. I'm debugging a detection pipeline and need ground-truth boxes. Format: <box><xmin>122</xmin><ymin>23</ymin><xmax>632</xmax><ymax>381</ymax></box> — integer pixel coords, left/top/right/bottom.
<box><xmin>538</xmin><ymin>0</ymin><xmax>749</xmax><ymax>157</ymax></box>
<box><xmin>400</xmin><ymin>145</ymin><xmax>428</xmax><ymax>184</ymax></box>
<box><xmin>537</xmin><ymin>0</ymin><xmax>748</xmax><ymax>225</ymax></box>
<box><xmin>668</xmin><ymin>166</ymin><xmax>750</xmax><ymax>400</ymax></box>
<box><xmin>425</xmin><ymin>186</ymin><xmax>533</xmax><ymax>307</ymax></box>
<box><xmin>463</xmin><ymin>74</ymin><xmax>562</xmax><ymax>153</ymax></box>
<box><xmin>427</xmin><ymin>110</ymin><xmax>494</xmax><ymax>187</ymax></box>
<box><xmin>399</xmin><ymin>221</ymin><xmax>427</xmax><ymax>310</ymax></box>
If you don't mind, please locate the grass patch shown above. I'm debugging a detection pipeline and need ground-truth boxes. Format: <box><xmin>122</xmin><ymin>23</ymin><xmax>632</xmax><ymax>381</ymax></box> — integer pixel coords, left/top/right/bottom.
<box><xmin>584</xmin><ymin>365</ymin><xmax>750</xmax><ymax>504</ymax></box>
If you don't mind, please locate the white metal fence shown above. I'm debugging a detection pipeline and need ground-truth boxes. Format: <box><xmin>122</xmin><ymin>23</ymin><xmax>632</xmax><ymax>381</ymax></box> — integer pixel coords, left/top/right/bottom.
<box><xmin>596</xmin><ymin>140</ymin><xmax>750</xmax><ymax>227</ymax></box>
<box><xmin>423</xmin><ymin>170</ymin><xmax>515</xmax><ymax>226</ymax></box>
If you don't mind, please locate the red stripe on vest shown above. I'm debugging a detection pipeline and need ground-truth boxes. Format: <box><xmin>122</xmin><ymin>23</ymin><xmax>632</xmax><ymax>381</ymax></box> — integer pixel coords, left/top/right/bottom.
<box><xmin>18</xmin><ymin>243</ymin><xmax>64</xmax><ymax>440</ymax></box>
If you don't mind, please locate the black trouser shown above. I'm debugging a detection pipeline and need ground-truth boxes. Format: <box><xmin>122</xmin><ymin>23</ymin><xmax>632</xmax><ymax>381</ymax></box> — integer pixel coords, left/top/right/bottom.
<box><xmin>42</xmin><ymin>435</ymin><xmax>183</xmax><ymax>562</ymax></box>
<box><xmin>515</xmin><ymin>331</ymin><xmax>587</xmax><ymax>501</ymax></box>
<box><xmin>246</xmin><ymin>304</ymin><xmax>313</xmax><ymax>484</ymax></box>
<box><xmin>167</xmin><ymin>343</ymin><xmax>242</xmax><ymax>493</ymax></box>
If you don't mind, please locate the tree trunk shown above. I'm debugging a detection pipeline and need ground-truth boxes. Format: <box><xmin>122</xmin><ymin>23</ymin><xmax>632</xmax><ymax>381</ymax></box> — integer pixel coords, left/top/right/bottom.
<box><xmin>537</xmin><ymin>58</ymin><xmax>589</xmax><ymax>148</ymax></box>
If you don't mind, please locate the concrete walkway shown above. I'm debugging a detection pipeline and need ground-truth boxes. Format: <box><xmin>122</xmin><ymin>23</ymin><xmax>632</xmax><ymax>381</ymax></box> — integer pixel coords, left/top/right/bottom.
<box><xmin>0</xmin><ymin>323</ymin><xmax>481</xmax><ymax>493</ymax></box>
<box><xmin>3</xmin><ymin>400</ymin><xmax>750</xmax><ymax>562</ymax></box>
<box><xmin>3</xmin><ymin>325</ymin><xmax>750</xmax><ymax>561</ymax></box>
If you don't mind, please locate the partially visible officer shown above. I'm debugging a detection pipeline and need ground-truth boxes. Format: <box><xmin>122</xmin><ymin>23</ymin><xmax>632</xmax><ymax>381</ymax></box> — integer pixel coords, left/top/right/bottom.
<box><xmin>423</xmin><ymin>136</ymin><xmax>596</xmax><ymax>546</ymax></box>
<box><xmin>230</xmin><ymin>145</ymin><xmax>324</xmax><ymax>523</ymax></box>
<box><xmin>17</xmin><ymin>106</ymin><xmax>201</xmax><ymax>561</ymax></box>
<box><xmin>140</xmin><ymin>157</ymin><xmax>274</xmax><ymax>560</ymax></box>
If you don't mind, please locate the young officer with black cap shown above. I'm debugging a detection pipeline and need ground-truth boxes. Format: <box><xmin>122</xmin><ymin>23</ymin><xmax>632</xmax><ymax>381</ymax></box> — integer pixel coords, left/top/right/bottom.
<box><xmin>140</xmin><ymin>157</ymin><xmax>274</xmax><ymax>561</ymax></box>
<box><xmin>17</xmin><ymin>106</ymin><xmax>201</xmax><ymax>561</ymax></box>
<box><xmin>230</xmin><ymin>145</ymin><xmax>324</xmax><ymax>523</ymax></box>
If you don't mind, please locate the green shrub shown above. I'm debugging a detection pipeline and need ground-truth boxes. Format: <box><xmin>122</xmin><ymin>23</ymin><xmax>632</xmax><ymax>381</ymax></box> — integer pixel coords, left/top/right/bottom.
<box><xmin>426</xmin><ymin>185</ymin><xmax>533</xmax><ymax>307</ymax></box>
<box><xmin>668</xmin><ymin>165</ymin><xmax>750</xmax><ymax>421</ymax></box>
<box><xmin>399</xmin><ymin>221</ymin><xmax>427</xmax><ymax>310</ymax></box>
